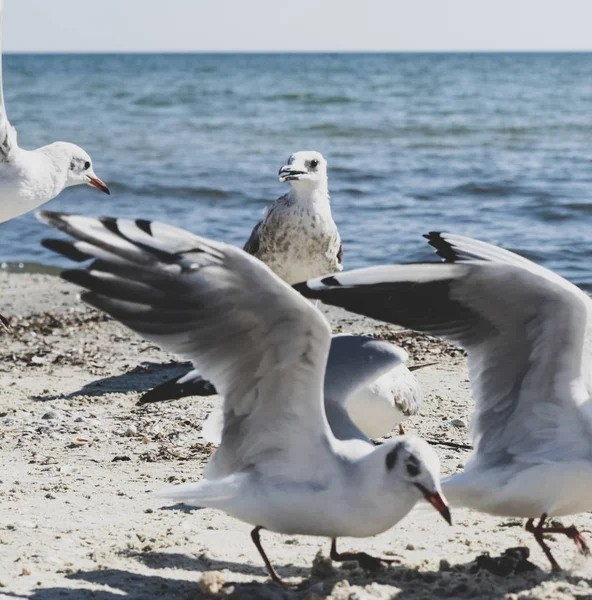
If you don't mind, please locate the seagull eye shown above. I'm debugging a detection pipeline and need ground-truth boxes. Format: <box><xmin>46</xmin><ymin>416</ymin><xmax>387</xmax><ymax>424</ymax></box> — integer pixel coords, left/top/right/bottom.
<box><xmin>310</xmin><ymin>159</ymin><xmax>319</xmax><ymax>169</ymax></box>
<box><xmin>406</xmin><ymin>462</ymin><xmax>420</xmax><ymax>477</ymax></box>
<box><xmin>84</xmin><ymin>161</ymin><xmax>91</xmax><ymax>170</ymax></box>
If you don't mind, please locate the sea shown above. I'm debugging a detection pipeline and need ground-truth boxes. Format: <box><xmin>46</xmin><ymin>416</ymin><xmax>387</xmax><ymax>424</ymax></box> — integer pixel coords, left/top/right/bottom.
<box><xmin>1</xmin><ymin>53</ymin><xmax>591</xmax><ymax>290</ymax></box>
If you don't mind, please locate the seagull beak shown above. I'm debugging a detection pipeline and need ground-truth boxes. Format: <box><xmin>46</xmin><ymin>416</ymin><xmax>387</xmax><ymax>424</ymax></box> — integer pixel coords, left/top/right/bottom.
<box><xmin>417</xmin><ymin>484</ymin><xmax>452</xmax><ymax>525</ymax></box>
<box><xmin>278</xmin><ymin>165</ymin><xmax>306</xmax><ymax>183</ymax></box>
<box><xmin>87</xmin><ymin>175</ymin><xmax>111</xmax><ymax>195</ymax></box>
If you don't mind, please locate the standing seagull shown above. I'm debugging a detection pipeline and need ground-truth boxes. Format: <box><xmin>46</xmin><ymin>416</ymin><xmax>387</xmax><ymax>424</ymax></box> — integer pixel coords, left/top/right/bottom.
<box><xmin>135</xmin><ymin>150</ymin><xmax>346</xmax><ymax>407</ymax></box>
<box><xmin>244</xmin><ymin>150</ymin><xmax>342</xmax><ymax>284</ymax></box>
<box><xmin>296</xmin><ymin>233</ymin><xmax>592</xmax><ymax>571</ymax></box>
<box><xmin>37</xmin><ymin>210</ymin><xmax>450</xmax><ymax>584</ymax></box>
<box><xmin>0</xmin><ymin>1</ymin><xmax>109</xmax><ymax>225</ymax></box>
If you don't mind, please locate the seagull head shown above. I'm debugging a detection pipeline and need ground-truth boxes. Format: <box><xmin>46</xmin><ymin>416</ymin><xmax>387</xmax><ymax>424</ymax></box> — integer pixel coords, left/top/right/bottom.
<box><xmin>51</xmin><ymin>142</ymin><xmax>110</xmax><ymax>195</ymax></box>
<box><xmin>278</xmin><ymin>151</ymin><xmax>327</xmax><ymax>189</ymax></box>
<box><xmin>383</xmin><ymin>437</ymin><xmax>451</xmax><ymax>525</ymax></box>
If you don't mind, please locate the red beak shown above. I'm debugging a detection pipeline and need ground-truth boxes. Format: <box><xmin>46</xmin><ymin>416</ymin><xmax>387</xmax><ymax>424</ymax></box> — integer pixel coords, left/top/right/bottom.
<box><xmin>416</xmin><ymin>484</ymin><xmax>452</xmax><ymax>524</ymax></box>
<box><xmin>88</xmin><ymin>176</ymin><xmax>110</xmax><ymax>195</ymax></box>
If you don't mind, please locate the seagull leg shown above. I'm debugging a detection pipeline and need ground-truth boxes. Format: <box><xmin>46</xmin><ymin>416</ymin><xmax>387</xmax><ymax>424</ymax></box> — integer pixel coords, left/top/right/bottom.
<box><xmin>398</xmin><ymin>423</ymin><xmax>406</xmax><ymax>435</ymax></box>
<box><xmin>535</xmin><ymin>522</ymin><xmax>590</xmax><ymax>557</ymax></box>
<box><xmin>251</xmin><ymin>526</ymin><xmax>284</xmax><ymax>585</ymax></box>
<box><xmin>525</xmin><ymin>514</ymin><xmax>562</xmax><ymax>572</ymax></box>
<box><xmin>330</xmin><ymin>538</ymin><xmax>393</xmax><ymax>572</ymax></box>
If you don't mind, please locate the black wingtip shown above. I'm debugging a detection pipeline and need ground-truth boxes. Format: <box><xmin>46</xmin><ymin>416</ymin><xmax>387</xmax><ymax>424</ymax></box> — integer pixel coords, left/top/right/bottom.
<box><xmin>36</xmin><ymin>210</ymin><xmax>69</xmax><ymax>228</ymax></box>
<box><xmin>42</xmin><ymin>238</ymin><xmax>92</xmax><ymax>263</ymax></box>
<box><xmin>60</xmin><ymin>269</ymin><xmax>96</xmax><ymax>289</ymax></box>
<box><xmin>293</xmin><ymin>281</ymin><xmax>316</xmax><ymax>298</ymax></box>
<box><xmin>137</xmin><ymin>374</ymin><xmax>217</xmax><ymax>405</ymax></box>
<box><xmin>424</xmin><ymin>232</ymin><xmax>458</xmax><ymax>263</ymax></box>
<box><xmin>135</xmin><ymin>219</ymin><xmax>153</xmax><ymax>236</ymax></box>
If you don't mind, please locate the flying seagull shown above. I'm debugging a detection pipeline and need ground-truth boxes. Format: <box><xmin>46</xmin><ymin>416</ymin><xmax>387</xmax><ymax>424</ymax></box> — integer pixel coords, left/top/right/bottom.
<box><xmin>296</xmin><ymin>232</ymin><xmax>592</xmax><ymax>571</ymax></box>
<box><xmin>37</xmin><ymin>210</ymin><xmax>450</xmax><ymax>584</ymax></box>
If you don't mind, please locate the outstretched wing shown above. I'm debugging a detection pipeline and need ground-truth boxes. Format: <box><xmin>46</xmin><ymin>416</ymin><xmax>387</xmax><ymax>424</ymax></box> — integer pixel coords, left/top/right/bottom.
<box><xmin>38</xmin><ymin>211</ymin><xmax>334</xmax><ymax>482</ymax></box>
<box><xmin>0</xmin><ymin>2</ymin><xmax>17</xmax><ymax>162</ymax></box>
<box><xmin>296</xmin><ymin>233</ymin><xmax>592</xmax><ymax>470</ymax></box>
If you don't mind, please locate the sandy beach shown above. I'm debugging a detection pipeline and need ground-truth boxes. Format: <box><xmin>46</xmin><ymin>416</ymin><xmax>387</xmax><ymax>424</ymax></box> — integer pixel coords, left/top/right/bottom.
<box><xmin>1</xmin><ymin>271</ymin><xmax>592</xmax><ymax>600</ymax></box>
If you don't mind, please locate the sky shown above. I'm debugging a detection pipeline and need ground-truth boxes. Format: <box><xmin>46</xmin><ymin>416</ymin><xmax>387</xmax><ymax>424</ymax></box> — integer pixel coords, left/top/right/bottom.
<box><xmin>4</xmin><ymin>0</ymin><xmax>592</xmax><ymax>53</ymax></box>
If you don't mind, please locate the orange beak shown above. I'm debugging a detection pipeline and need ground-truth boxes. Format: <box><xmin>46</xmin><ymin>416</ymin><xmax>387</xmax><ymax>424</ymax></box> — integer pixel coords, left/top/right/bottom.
<box><xmin>416</xmin><ymin>484</ymin><xmax>452</xmax><ymax>524</ymax></box>
<box><xmin>88</xmin><ymin>176</ymin><xmax>110</xmax><ymax>195</ymax></box>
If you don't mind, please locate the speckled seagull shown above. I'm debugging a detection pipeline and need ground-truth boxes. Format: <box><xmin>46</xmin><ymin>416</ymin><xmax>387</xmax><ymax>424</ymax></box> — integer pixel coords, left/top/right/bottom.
<box><xmin>0</xmin><ymin>0</ymin><xmax>109</xmax><ymax>226</ymax></box>
<box><xmin>244</xmin><ymin>150</ymin><xmax>342</xmax><ymax>284</ymax></box>
<box><xmin>138</xmin><ymin>150</ymin><xmax>346</xmax><ymax>403</ymax></box>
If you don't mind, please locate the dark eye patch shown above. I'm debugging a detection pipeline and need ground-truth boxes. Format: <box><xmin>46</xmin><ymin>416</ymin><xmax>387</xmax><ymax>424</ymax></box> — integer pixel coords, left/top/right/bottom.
<box><xmin>84</xmin><ymin>161</ymin><xmax>91</xmax><ymax>170</ymax></box>
<box><xmin>309</xmin><ymin>159</ymin><xmax>319</xmax><ymax>169</ymax></box>
<box><xmin>406</xmin><ymin>455</ymin><xmax>421</xmax><ymax>477</ymax></box>
<box><xmin>385</xmin><ymin>446</ymin><xmax>399</xmax><ymax>471</ymax></box>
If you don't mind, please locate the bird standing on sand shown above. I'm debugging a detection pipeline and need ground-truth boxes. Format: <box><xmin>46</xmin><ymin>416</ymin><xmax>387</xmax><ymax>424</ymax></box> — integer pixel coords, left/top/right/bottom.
<box><xmin>0</xmin><ymin>0</ymin><xmax>109</xmax><ymax>225</ymax></box>
<box><xmin>244</xmin><ymin>150</ymin><xmax>342</xmax><ymax>284</ymax></box>
<box><xmin>36</xmin><ymin>210</ymin><xmax>450</xmax><ymax>584</ymax></box>
<box><xmin>138</xmin><ymin>150</ymin><xmax>346</xmax><ymax>405</ymax></box>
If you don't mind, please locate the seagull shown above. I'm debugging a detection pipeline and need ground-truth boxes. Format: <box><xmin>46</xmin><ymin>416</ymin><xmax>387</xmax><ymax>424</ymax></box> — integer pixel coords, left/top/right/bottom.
<box><xmin>159</xmin><ymin>334</ymin><xmax>423</xmax><ymax>443</ymax></box>
<box><xmin>37</xmin><ymin>210</ymin><xmax>450</xmax><ymax>583</ymax></box>
<box><xmin>0</xmin><ymin>2</ymin><xmax>109</xmax><ymax>225</ymax></box>
<box><xmin>244</xmin><ymin>150</ymin><xmax>342</xmax><ymax>285</ymax></box>
<box><xmin>295</xmin><ymin>232</ymin><xmax>592</xmax><ymax>571</ymax></box>
<box><xmin>135</xmin><ymin>150</ymin><xmax>344</xmax><ymax>405</ymax></box>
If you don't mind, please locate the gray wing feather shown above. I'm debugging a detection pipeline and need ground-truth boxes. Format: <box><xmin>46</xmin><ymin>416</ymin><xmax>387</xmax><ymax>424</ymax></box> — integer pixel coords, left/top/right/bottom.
<box><xmin>37</xmin><ymin>210</ymin><xmax>335</xmax><ymax>483</ymax></box>
<box><xmin>299</xmin><ymin>236</ymin><xmax>592</xmax><ymax>469</ymax></box>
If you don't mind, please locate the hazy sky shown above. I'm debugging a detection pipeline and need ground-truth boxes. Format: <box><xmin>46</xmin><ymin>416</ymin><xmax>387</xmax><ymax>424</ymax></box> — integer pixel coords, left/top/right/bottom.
<box><xmin>4</xmin><ymin>0</ymin><xmax>592</xmax><ymax>53</ymax></box>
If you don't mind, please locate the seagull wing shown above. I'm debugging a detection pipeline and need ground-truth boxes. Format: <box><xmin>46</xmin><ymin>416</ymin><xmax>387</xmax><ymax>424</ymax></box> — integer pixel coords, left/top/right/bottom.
<box><xmin>38</xmin><ymin>211</ymin><xmax>336</xmax><ymax>483</ymax></box>
<box><xmin>0</xmin><ymin>3</ymin><xmax>17</xmax><ymax>161</ymax></box>
<box><xmin>296</xmin><ymin>233</ymin><xmax>592</xmax><ymax>469</ymax></box>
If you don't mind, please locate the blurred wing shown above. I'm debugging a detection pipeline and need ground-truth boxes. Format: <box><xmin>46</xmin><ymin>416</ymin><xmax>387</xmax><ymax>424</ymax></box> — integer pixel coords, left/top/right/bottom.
<box><xmin>0</xmin><ymin>3</ymin><xmax>17</xmax><ymax>161</ymax></box>
<box><xmin>38</xmin><ymin>211</ymin><xmax>333</xmax><ymax>482</ymax></box>
<box><xmin>137</xmin><ymin>369</ymin><xmax>216</xmax><ymax>405</ymax></box>
<box><xmin>296</xmin><ymin>234</ymin><xmax>592</xmax><ymax>469</ymax></box>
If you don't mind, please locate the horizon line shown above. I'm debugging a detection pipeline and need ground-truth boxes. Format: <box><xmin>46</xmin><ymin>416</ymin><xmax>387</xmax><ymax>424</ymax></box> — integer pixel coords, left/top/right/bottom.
<box><xmin>5</xmin><ymin>49</ymin><xmax>592</xmax><ymax>55</ymax></box>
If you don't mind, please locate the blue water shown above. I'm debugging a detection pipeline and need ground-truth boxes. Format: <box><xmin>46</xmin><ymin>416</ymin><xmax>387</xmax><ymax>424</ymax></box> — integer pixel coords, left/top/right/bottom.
<box><xmin>1</xmin><ymin>53</ymin><xmax>592</xmax><ymax>289</ymax></box>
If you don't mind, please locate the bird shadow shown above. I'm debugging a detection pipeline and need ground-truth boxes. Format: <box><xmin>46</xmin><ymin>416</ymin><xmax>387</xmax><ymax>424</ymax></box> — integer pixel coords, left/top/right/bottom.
<box><xmin>8</xmin><ymin>552</ymin><xmax>592</xmax><ymax>600</ymax></box>
<box><xmin>31</xmin><ymin>361</ymin><xmax>192</xmax><ymax>402</ymax></box>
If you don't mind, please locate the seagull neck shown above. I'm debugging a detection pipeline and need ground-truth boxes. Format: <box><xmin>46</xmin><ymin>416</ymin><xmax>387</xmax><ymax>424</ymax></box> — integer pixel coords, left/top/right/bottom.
<box><xmin>287</xmin><ymin>183</ymin><xmax>330</xmax><ymax>209</ymax></box>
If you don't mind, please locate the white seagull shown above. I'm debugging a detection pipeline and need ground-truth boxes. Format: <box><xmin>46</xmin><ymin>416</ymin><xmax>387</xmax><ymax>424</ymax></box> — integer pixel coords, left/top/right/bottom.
<box><xmin>244</xmin><ymin>150</ymin><xmax>342</xmax><ymax>285</ymax></box>
<box><xmin>138</xmin><ymin>333</ymin><xmax>423</xmax><ymax>440</ymax></box>
<box><xmin>37</xmin><ymin>210</ymin><xmax>450</xmax><ymax>584</ymax></box>
<box><xmin>179</xmin><ymin>334</ymin><xmax>423</xmax><ymax>444</ymax></box>
<box><xmin>0</xmin><ymin>1</ymin><xmax>109</xmax><ymax>225</ymax></box>
<box><xmin>296</xmin><ymin>232</ymin><xmax>592</xmax><ymax>571</ymax></box>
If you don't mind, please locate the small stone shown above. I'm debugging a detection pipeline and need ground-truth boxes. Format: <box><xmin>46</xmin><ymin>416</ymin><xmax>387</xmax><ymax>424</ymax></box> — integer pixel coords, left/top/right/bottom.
<box><xmin>439</xmin><ymin>558</ymin><xmax>450</xmax><ymax>571</ymax></box>
<box><xmin>405</xmin><ymin>543</ymin><xmax>415</xmax><ymax>551</ymax></box>
<box><xmin>449</xmin><ymin>418</ymin><xmax>466</xmax><ymax>428</ymax></box>
<box><xmin>42</xmin><ymin>411</ymin><xmax>59</xmax><ymax>420</ymax></box>
<box><xmin>198</xmin><ymin>571</ymin><xmax>224</xmax><ymax>596</ymax></box>
<box><xmin>21</xmin><ymin>568</ymin><xmax>31</xmax><ymax>576</ymax></box>
<box><xmin>125</xmin><ymin>425</ymin><xmax>138</xmax><ymax>437</ymax></box>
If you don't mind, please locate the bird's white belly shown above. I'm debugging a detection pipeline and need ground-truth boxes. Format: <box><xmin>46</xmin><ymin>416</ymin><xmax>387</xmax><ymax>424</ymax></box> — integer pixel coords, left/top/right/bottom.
<box><xmin>444</xmin><ymin>461</ymin><xmax>592</xmax><ymax>518</ymax></box>
<box><xmin>224</xmin><ymin>475</ymin><xmax>417</xmax><ymax>539</ymax></box>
